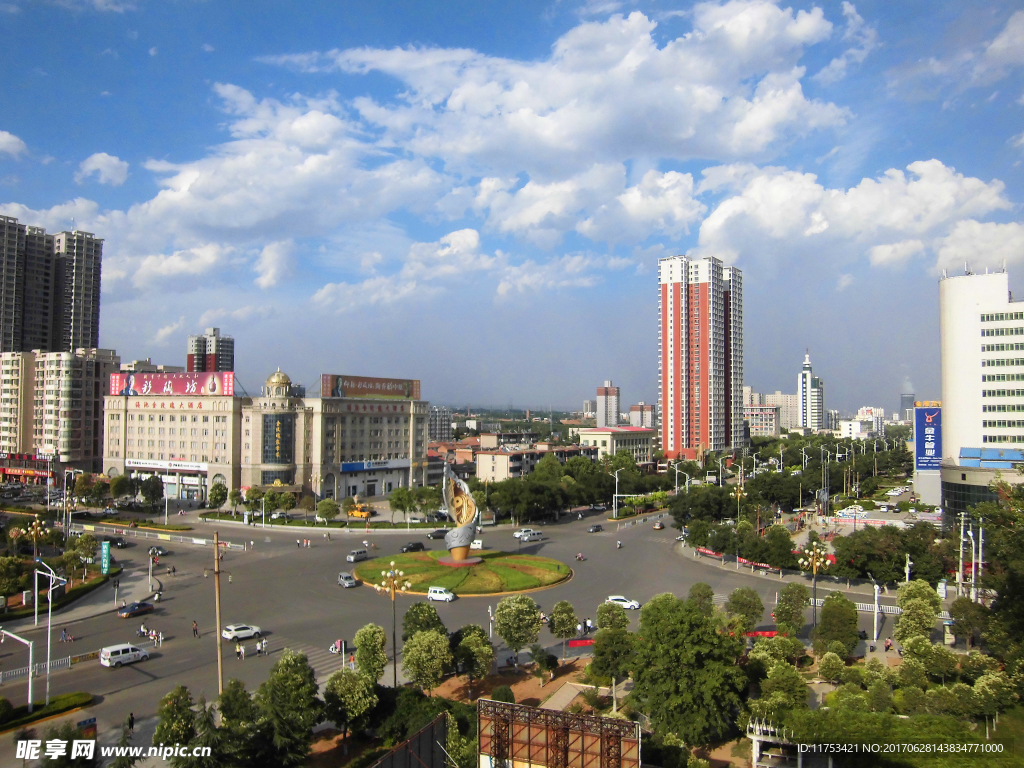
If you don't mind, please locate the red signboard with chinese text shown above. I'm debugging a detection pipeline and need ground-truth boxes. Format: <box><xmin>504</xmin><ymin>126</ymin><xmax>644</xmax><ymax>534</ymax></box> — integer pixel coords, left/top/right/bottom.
<box><xmin>110</xmin><ymin>372</ymin><xmax>234</xmax><ymax>397</ymax></box>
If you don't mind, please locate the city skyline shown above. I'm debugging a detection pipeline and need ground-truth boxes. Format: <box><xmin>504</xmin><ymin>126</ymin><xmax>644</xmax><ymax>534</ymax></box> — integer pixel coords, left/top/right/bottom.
<box><xmin>1</xmin><ymin>1</ymin><xmax>1021</xmax><ymax>409</ymax></box>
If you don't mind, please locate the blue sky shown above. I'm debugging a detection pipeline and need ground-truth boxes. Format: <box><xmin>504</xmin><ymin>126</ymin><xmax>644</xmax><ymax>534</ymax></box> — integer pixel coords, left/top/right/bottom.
<box><xmin>1</xmin><ymin>0</ymin><xmax>1023</xmax><ymax>413</ymax></box>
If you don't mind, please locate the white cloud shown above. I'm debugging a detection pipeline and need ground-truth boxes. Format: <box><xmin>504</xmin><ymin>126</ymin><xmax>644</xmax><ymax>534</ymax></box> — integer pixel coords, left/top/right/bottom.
<box><xmin>150</xmin><ymin>316</ymin><xmax>185</xmax><ymax>345</ymax></box>
<box><xmin>836</xmin><ymin>273</ymin><xmax>854</xmax><ymax>290</ymax></box>
<box><xmin>935</xmin><ymin>220</ymin><xmax>1024</xmax><ymax>272</ymax></box>
<box><xmin>813</xmin><ymin>2</ymin><xmax>878</xmax><ymax>84</ymax></box>
<box><xmin>264</xmin><ymin>5</ymin><xmax>845</xmax><ymax>176</ymax></box>
<box><xmin>202</xmin><ymin>43</ymin><xmax>215</xmax><ymax>52</ymax></box>
<box><xmin>0</xmin><ymin>131</ymin><xmax>27</xmax><ymax>158</ymax></box>
<box><xmin>132</xmin><ymin>244</ymin><xmax>234</xmax><ymax>288</ymax></box>
<box><xmin>578</xmin><ymin>169</ymin><xmax>706</xmax><ymax>243</ymax></box>
<box><xmin>75</xmin><ymin>152</ymin><xmax>129</xmax><ymax>185</ymax></box>
<box><xmin>198</xmin><ymin>305</ymin><xmax>274</xmax><ymax>326</ymax></box>
<box><xmin>148</xmin><ymin>47</ymin><xmax>157</xmax><ymax>56</ymax></box>
<box><xmin>496</xmin><ymin>253</ymin><xmax>612</xmax><ymax>296</ymax></box>
<box><xmin>254</xmin><ymin>240</ymin><xmax>295</xmax><ymax>288</ymax></box>
<box><xmin>695</xmin><ymin>159</ymin><xmax>1012</xmax><ymax>269</ymax></box>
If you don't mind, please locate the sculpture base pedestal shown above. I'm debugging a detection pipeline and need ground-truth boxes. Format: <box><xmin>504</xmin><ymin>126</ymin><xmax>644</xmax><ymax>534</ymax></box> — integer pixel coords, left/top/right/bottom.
<box><xmin>438</xmin><ymin>556</ymin><xmax>483</xmax><ymax>568</ymax></box>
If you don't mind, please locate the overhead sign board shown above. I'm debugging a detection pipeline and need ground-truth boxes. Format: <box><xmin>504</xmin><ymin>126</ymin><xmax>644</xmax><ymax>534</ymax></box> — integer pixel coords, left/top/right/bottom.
<box><xmin>914</xmin><ymin>406</ymin><xmax>942</xmax><ymax>470</ymax></box>
<box><xmin>321</xmin><ymin>374</ymin><xmax>420</xmax><ymax>400</ymax></box>
<box><xmin>110</xmin><ymin>372</ymin><xmax>234</xmax><ymax>397</ymax></box>
<box><xmin>100</xmin><ymin>540</ymin><xmax>110</xmax><ymax>575</ymax></box>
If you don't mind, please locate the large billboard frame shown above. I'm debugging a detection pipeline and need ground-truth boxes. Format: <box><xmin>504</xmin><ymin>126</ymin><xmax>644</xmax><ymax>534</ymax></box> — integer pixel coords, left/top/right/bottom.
<box><xmin>110</xmin><ymin>372</ymin><xmax>235</xmax><ymax>398</ymax></box>
<box><xmin>914</xmin><ymin>403</ymin><xmax>942</xmax><ymax>471</ymax></box>
<box><xmin>321</xmin><ymin>374</ymin><xmax>420</xmax><ymax>400</ymax></box>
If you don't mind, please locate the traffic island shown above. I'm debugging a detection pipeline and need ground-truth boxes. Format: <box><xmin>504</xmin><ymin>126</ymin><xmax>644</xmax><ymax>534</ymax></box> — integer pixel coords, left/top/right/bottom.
<box><xmin>353</xmin><ymin>550</ymin><xmax>571</xmax><ymax>595</ymax></box>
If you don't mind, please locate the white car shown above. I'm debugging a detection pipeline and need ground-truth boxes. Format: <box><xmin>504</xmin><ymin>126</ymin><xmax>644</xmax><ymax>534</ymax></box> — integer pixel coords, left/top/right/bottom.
<box><xmin>513</xmin><ymin>528</ymin><xmax>541</xmax><ymax>539</ymax></box>
<box><xmin>606</xmin><ymin>595</ymin><xmax>641</xmax><ymax>610</ymax></box>
<box><xmin>221</xmin><ymin>623</ymin><xmax>262</xmax><ymax>640</ymax></box>
<box><xmin>427</xmin><ymin>586</ymin><xmax>455</xmax><ymax>602</ymax></box>
<box><xmin>470</xmin><ymin>539</ymin><xmax>484</xmax><ymax>550</ymax></box>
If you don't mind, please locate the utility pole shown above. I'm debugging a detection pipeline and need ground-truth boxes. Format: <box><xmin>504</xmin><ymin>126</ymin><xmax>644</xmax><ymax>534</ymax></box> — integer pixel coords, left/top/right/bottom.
<box><xmin>213</xmin><ymin>531</ymin><xmax>224</xmax><ymax>696</ymax></box>
<box><xmin>978</xmin><ymin>518</ymin><xmax>985</xmax><ymax>601</ymax></box>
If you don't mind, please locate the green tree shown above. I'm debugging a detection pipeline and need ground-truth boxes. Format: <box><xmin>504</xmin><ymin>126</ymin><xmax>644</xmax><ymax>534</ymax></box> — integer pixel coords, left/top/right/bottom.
<box><xmin>893</xmin><ymin>598</ymin><xmax>936</xmax><ymax>644</ymax></box>
<box><xmin>596</xmin><ymin>601</ymin><xmax>630</xmax><ymax>631</ymax></box>
<box><xmin>592</xmin><ymin>627</ymin><xmax>634</xmax><ymax>712</ymax></box>
<box><xmin>153</xmin><ymin>686</ymin><xmax>197</xmax><ymax>766</ymax></box>
<box><xmin>244</xmin><ymin>487</ymin><xmax>264</xmax><ymax>513</ymax></box>
<box><xmin>491</xmin><ymin>685</ymin><xmax>515</xmax><ymax>704</ymax></box>
<box><xmin>389</xmin><ymin>487</ymin><xmax>414</xmax><ymax>523</ymax></box>
<box><xmin>140</xmin><ymin>475</ymin><xmax>164</xmax><ymax>507</ymax></box>
<box><xmin>865</xmin><ymin>680</ymin><xmax>892</xmax><ymax>713</ymax></box>
<box><xmin>207</xmin><ymin>483</ymin><xmax>228</xmax><ymax>510</ymax></box>
<box><xmin>279</xmin><ymin>492</ymin><xmax>297</xmax><ymax>515</ymax></box>
<box><xmin>928</xmin><ymin>644</ymin><xmax>958</xmax><ymax>684</ymax></box>
<box><xmin>353</xmin><ymin>624</ymin><xmax>388</xmax><ymax>682</ymax></box>
<box><xmin>458</xmin><ymin>631</ymin><xmax>495</xmax><ymax>699</ymax></box>
<box><xmin>817</xmin><ymin>652</ymin><xmax>845</xmax><ymax>685</ymax></box>
<box><xmin>109</xmin><ymin>474</ymin><xmax>132</xmax><ymax>499</ymax></box>
<box><xmin>324</xmin><ymin>669</ymin><xmax>377</xmax><ymax>738</ymax></box>
<box><xmin>402</xmin><ymin>629</ymin><xmax>452</xmax><ymax>695</ymax></box>
<box><xmin>0</xmin><ymin>557</ymin><xmax>19</xmax><ymax>597</ymax></box>
<box><xmin>760</xmin><ymin>662</ymin><xmax>810</xmax><ymax>709</ymax></box>
<box><xmin>402</xmin><ymin>602</ymin><xmax>447</xmax><ymax>642</ymax></box>
<box><xmin>631</xmin><ymin>593</ymin><xmax>745</xmax><ymax>745</ymax></box>
<box><xmin>528</xmin><ymin>643</ymin><xmax>559</xmax><ymax>687</ymax></box>
<box><xmin>263</xmin><ymin>491</ymin><xmax>281</xmax><ymax>515</ymax></box>
<box><xmin>43</xmin><ymin>722</ymin><xmax>99</xmax><ymax>767</ymax></box>
<box><xmin>973</xmin><ymin>671</ymin><xmax>1018</xmax><ymax>737</ymax></box>
<box><xmin>108</xmin><ymin>719</ymin><xmax>140</xmax><ymax>768</ymax></box>
<box><xmin>949</xmin><ymin>596</ymin><xmax>988</xmax><ymax>648</ymax></box>
<box><xmin>187</xmin><ymin>697</ymin><xmax>221</xmax><ymax>768</ymax></box>
<box><xmin>898</xmin><ymin>658</ymin><xmax>928</xmax><ymax>690</ymax></box>
<box><xmin>687</xmin><ymin>582</ymin><xmax>715</xmax><ymax>615</ymax></box>
<box><xmin>548</xmin><ymin>600</ymin><xmax>578</xmax><ymax>660</ymax></box>
<box><xmin>88</xmin><ymin>480</ymin><xmax>109</xmax><ymax>505</ymax></box>
<box><xmin>73</xmin><ymin>474</ymin><xmax>94</xmax><ymax>499</ymax></box>
<box><xmin>896</xmin><ymin>579</ymin><xmax>941</xmax><ymax>613</ymax></box>
<box><xmin>774</xmin><ymin>583</ymin><xmax>810</xmax><ymax>637</ymax></box>
<box><xmin>317</xmin><ymin>498</ymin><xmax>340</xmax><ymax>523</ymax></box>
<box><xmin>494</xmin><ymin>594</ymin><xmax>542</xmax><ymax>667</ymax></box>
<box><xmin>228</xmin><ymin>488</ymin><xmax>243</xmax><ymax>514</ymax></box>
<box><xmin>813</xmin><ymin>593</ymin><xmax>859</xmax><ymax>655</ymax></box>
<box><xmin>254</xmin><ymin>649</ymin><xmax>323</xmax><ymax>767</ymax></box>
<box><xmin>724</xmin><ymin>587</ymin><xmax>764</xmax><ymax>634</ymax></box>
<box><xmin>217</xmin><ymin>678</ymin><xmax>262</xmax><ymax>766</ymax></box>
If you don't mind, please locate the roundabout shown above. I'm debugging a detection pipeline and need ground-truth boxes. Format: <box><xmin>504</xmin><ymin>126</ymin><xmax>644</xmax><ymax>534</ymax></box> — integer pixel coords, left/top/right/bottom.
<box><xmin>353</xmin><ymin>550</ymin><xmax>572</xmax><ymax>595</ymax></box>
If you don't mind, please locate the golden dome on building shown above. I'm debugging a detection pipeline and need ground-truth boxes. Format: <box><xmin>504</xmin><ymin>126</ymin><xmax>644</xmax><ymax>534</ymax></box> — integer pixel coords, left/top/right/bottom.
<box><xmin>266</xmin><ymin>367</ymin><xmax>292</xmax><ymax>397</ymax></box>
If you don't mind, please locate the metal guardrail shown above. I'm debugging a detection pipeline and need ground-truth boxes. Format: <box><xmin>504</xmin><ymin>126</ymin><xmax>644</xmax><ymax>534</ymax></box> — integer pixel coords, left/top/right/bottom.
<box><xmin>615</xmin><ymin>511</ymin><xmax>671</xmax><ymax>529</ymax></box>
<box><xmin>69</xmin><ymin>522</ymin><xmax>243</xmax><ymax>549</ymax></box>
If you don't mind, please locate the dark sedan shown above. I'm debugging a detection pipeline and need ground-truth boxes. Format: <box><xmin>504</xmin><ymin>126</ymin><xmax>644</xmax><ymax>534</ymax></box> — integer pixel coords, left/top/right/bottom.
<box><xmin>104</xmin><ymin>536</ymin><xmax>127</xmax><ymax>549</ymax></box>
<box><xmin>117</xmin><ymin>602</ymin><xmax>154</xmax><ymax>619</ymax></box>
<box><xmin>587</xmin><ymin>524</ymin><xmax>603</xmax><ymax>533</ymax></box>
<box><xmin>426</xmin><ymin>529</ymin><xmax>448</xmax><ymax>540</ymax></box>
<box><xmin>401</xmin><ymin>541</ymin><xmax>426</xmax><ymax>553</ymax></box>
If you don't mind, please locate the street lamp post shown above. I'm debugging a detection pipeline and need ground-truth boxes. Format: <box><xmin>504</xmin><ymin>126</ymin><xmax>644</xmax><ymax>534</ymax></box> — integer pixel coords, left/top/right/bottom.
<box><xmin>0</xmin><ymin>629</ymin><xmax>33</xmax><ymax>712</ymax></box>
<box><xmin>613</xmin><ymin>468</ymin><xmax>623</xmax><ymax>519</ymax></box>
<box><xmin>374</xmin><ymin>562</ymin><xmax>410</xmax><ymax>688</ymax></box>
<box><xmin>798</xmin><ymin>541</ymin><xmax>830</xmax><ymax>628</ymax></box>
<box><xmin>34</xmin><ymin>559</ymin><xmax>66</xmax><ymax>706</ymax></box>
<box><xmin>672</xmin><ymin>464</ymin><xmax>690</xmax><ymax>495</ymax></box>
<box><xmin>867</xmin><ymin>572</ymin><xmax>880</xmax><ymax>642</ymax></box>
<box><xmin>967</xmin><ymin>529</ymin><xmax>977</xmax><ymax>602</ymax></box>
<box><xmin>718</xmin><ymin>457</ymin><xmax>726</xmax><ymax>487</ymax></box>
<box><xmin>801</xmin><ymin>447</ymin><xmax>810</xmax><ymax>469</ymax></box>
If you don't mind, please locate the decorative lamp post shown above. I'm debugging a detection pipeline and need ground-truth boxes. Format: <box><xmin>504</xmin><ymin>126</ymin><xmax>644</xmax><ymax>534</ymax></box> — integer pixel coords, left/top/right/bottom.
<box><xmin>27</xmin><ymin>518</ymin><xmax>45</xmax><ymax>560</ymax></box>
<box><xmin>733</xmin><ymin>484</ymin><xmax>746</xmax><ymax>524</ymax></box>
<box><xmin>798</xmin><ymin>541</ymin><xmax>830</xmax><ymax>628</ymax></box>
<box><xmin>374</xmin><ymin>561</ymin><xmax>410</xmax><ymax>687</ymax></box>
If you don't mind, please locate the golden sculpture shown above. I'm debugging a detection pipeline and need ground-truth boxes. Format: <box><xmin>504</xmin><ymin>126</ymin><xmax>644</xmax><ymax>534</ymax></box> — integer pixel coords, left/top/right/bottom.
<box><xmin>442</xmin><ymin>464</ymin><xmax>477</xmax><ymax>561</ymax></box>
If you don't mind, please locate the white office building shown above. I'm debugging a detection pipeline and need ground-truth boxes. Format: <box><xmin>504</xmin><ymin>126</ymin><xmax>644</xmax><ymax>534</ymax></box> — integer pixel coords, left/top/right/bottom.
<box><xmin>596</xmin><ymin>380</ymin><xmax>620</xmax><ymax>428</ymax></box>
<box><xmin>798</xmin><ymin>353</ymin><xmax>825</xmax><ymax>431</ymax></box>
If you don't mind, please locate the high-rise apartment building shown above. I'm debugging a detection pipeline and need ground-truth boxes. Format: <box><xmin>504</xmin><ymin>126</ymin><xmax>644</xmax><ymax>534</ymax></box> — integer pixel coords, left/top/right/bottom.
<box><xmin>0</xmin><ymin>216</ymin><xmax>102</xmax><ymax>354</ymax></box>
<box><xmin>187</xmin><ymin>328</ymin><xmax>235</xmax><ymax>372</ymax></box>
<box><xmin>0</xmin><ymin>347</ymin><xmax>119</xmax><ymax>471</ymax></box>
<box><xmin>658</xmin><ymin>255</ymin><xmax>744</xmax><ymax>459</ymax></box>
<box><xmin>582</xmin><ymin>399</ymin><xmax>596</xmax><ymax>417</ymax></box>
<box><xmin>596</xmin><ymin>380</ymin><xmax>620</xmax><ymax>428</ymax></box>
<box><xmin>629</xmin><ymin>402</ymin><xmax>655</xmax><ymax>428</ymax></box>
<box><xmin>428</xmin><ymin>405</ymin><xmax>453</xmax><ymax>442</ymax></box>
<box><xmin>900</xmin><ymin>393</ymin><xmax>915</xmax><ymax>421</ymax></box>
<box><xmin>798</xmin><ymin>353</ymin><xmax>825</xmax><ymax>431</ymax></box>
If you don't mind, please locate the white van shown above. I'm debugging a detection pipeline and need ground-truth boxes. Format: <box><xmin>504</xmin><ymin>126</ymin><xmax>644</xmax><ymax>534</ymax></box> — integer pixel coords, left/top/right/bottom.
<box><xmin>346</xmin><ymin>549</ymin><xmax>368</xmax><ymax>563</ymax></box>
<box><xmin>100</xmin><ymin>643</ymin><xmax>149</xmax><ymax>668</ymax></box>
<box><xmin>470</xmin><ymin>539</ymin><xmax>483</xmax><ymax>550</ymax></box>
<box><xmin>520</xmin><ymin>531</ymin><xmax>543</xmax><ymax>542</ymax></box>
<box><xmin>427</xmin><ymin>586</ymin><xmax>455</xmax><ymax>602</ymax></box>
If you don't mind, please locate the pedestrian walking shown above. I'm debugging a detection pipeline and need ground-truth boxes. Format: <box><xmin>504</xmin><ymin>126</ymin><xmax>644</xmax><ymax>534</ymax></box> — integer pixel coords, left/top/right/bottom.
<box><xmin>171</xmin><ymin>566</ymin><xmax>176</xmax><ymax>577</ymax></box>
<box><xmin>256</xmin><ymin>641</ymin><xmax>262</xmax><ymax>657</ymax></box>
<box><xmin>296</xmin><ymin>539</ymin><xmax>301</xmax><ymax>548</ymax></box>
<box><xmin>576</xmin><ymin>622</ymin><xmax>583</xmax><ymax>637</ymax></box>
<box><xmin>235</xmin><ymin>642</ymin><xmax>241</xmax><ymax>660</ymax></box>
<box><xmin>60</xmin><ymin>628</ymin><xmax>67</xmax><ymax>643</ymax></box>
<box><xmin>128</xmin><ymin>713</ymin><xmax>135</xmax><ymax>735</ymax></box>
<box><xmin>241</xmin><ymin>644</ymin><xmax>245</xmax><ymax>660</ymax></box>
<box><xmin>586</xmin><ymin>618</ymin><xmax>593</xmax><ymax>633</ymax></box>
<box><xmin>349</xmin><ymin>652</ymin><xmax>355</xmax><ymax>669</ymax></box>
<box><xmin>363</xmin><ymin>540</ymin><xmax>369</xmax><ymax>549</ymax></box>
<box><xmin>192</xmin><ymin>621</ymin><xmax>199</xmax><ymax>638</ymax></box>
<box><xmin>262</xmin><ymin>638</ymin><xmax>268</xmax><ymax>655</ymax></box>
<box><xmin>327</xmin><ymin>532</ymin><xmax>331</xmax><ymax>541</ymax></box>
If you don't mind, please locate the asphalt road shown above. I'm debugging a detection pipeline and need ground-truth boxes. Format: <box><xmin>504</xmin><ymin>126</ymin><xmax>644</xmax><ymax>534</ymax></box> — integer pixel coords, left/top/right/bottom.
<box><xmin>0</xmin><ymin>508</ymin><xmax>891</xmax><ymax>723</ymax></box>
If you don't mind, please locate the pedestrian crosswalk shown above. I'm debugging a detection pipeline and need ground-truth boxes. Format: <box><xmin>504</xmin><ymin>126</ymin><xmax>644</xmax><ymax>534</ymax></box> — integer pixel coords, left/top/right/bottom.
<box><xmin>248</xmin><ymin>633</ymin><xmax>351</xmax><ymax>682</ymax></box>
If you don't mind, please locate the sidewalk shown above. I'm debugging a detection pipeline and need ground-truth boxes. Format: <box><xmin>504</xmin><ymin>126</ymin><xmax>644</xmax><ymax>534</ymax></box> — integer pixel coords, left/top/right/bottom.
<box><xmin>3</xmin><ymin>564</ymin><xmax>159</xmax><ymax>634</ymax></box>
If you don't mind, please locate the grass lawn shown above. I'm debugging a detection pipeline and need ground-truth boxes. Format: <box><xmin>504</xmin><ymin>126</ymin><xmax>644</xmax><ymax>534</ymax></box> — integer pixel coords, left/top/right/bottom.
<box><xmin>353</xmin><ymin>550</ymin><xmax>570</xmax><ymax>595</ymax></box>
<box><xmin>0</xmin><ymin>692</ymin><xmax>93</xmax><ymax>733</ymax></box>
